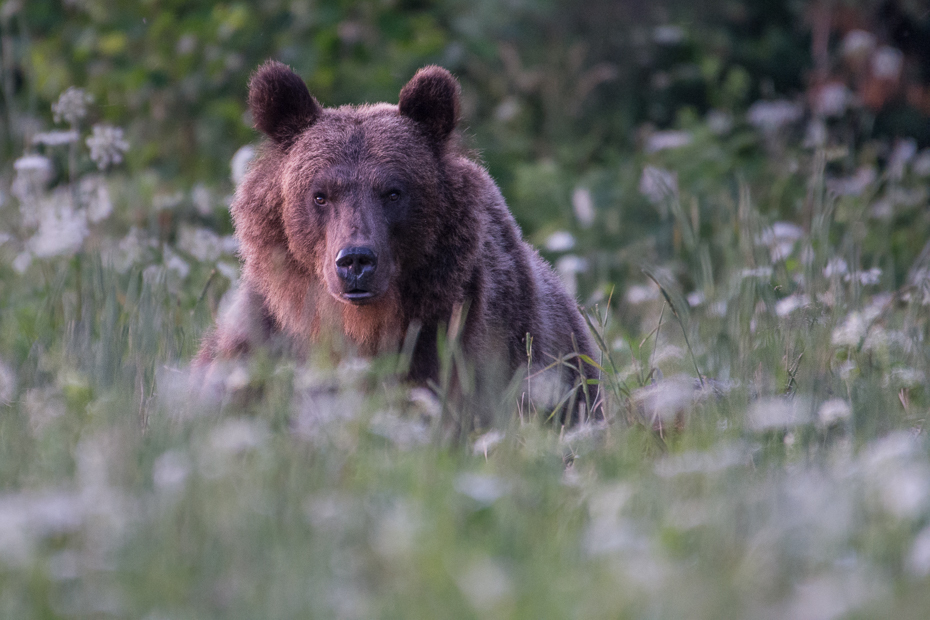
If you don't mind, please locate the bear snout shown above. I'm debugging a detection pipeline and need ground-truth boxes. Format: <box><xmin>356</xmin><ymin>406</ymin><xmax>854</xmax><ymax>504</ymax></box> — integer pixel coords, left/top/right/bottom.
<box><xmin>335</xmin><ymin>246</ymin><xmax>379</xmax><ymax>302</ymax></box>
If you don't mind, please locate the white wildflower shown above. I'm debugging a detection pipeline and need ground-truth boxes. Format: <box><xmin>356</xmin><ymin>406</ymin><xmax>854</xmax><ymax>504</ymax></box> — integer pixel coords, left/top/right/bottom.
<box><xmin>626</xmin><ymin>283</ymin><xmax>660</xmax><ymax>305</ymax></box>
<box><xmin>80</xmin><ymin>175</ymin><xmax>113</xmax><ymax>222</ymax></box>
<box><xmin>303</xmin><ymin>493</ymin><xmax>361</xmax><ymax>532</ymax></box>
<box><xmin>203</xmin><ymin>418</ymin><xmax>268</xmax><ymax>462</ymax></box>
<box><xmin>494</xmin><ymin>97</ymin><xmax>520</xmax><ymax>122</ymax></box>
<box><xmin>572</xmin><ymin>186</ymin><xmax>596</xmax><ymax>227</ymax></box>
<box><xmin>27</xmin><ymin>202</ymin><xmax>88</xmax><ymax>258</ymax></box>
<box><xmin>913</xmin><ymin>149</ymin><xmax>930</xmax><ymax>177</ymax></box>
<box><xmin>86</xmin><ymin>124</ymin><xmax>129</xmax><ymax>170</ymax></box>
<box><xmin>230</xmin><ymin>144</ymin><xmax>255</xmax><ymax>185</ymax></box>
<box><xmin>745</xmin><ymin>396</ymin><xmax>810</xmax><ymax>431</ymax></box>
<box><xmin>561</xmin><ymin>421</ymin><xmax>607</xmax><ymax>447</ymax></box>
<box><xmin>655</xmin><ymin>443</ymin><xmax>749</xmax><ymax>477</ymax></box>
<box><xmin>372</xmin><ymin>501</ymin><xmax>421</xmax><ymax>560</ymax></box>
<box><xmin>709</xmin><ymin>300</ymin><xmax>727</xmax><ymax>316</ymax></box>
<box><xmin>906</xmin><ymin>526</ymin><xmax>930</xmax><ymax>577</ymax></box>
<box><xmin>740</xmin><ymin>266</ymin><xmax>773</xmax><ymax>279</ymax></box>
<box><xmin>152</xmin><ymin>450</ymin><xmax>191</xmax><ymax>493</ymax></box>
<box><xmin>846</xmin><ymin>267</ymin><xmax>881</xmax><ymax>286</ymax></box>
<box><xmin>152</xmin><ymin>191</ymin><xmax>184</xmax><ymax>212</ymax></box>
<box><xmin>32</xmin><ymin>130</ymin><xmax>79</xmax><ymax>147</ymax></box>
<box><xmin>813</xmin><ymin>83</ymin><xmax>850</xmax><ymax>117</ymax></box>
<box><xmin>12</xmin><ymin>155</ymin><xmax>54</xmax><ymax>199</ymax></box>
<box><xmin>105</xmin><ymin>227</ymin><xmax>155</xmax><ymax>273</ymax></box>
<box><xmin>556</xmin><ymin>254</ymin><xmax>587</xmax><ymax>296</ymax></box>
<box><xmin>221</xmin><ymin>234</ymin><xmax>239</xmax><ymax>255</ymax></box>
<box><xmin>527</xmin><ymin>366</ymin><xmax>570</xmax><ymax>412</ymax></box>
<box><xmin>817</xmin><ymin>399</ymin><xmax>851</xmax><ymax>427</ymax></box>
<box><xmin>473</xmin><ymin>430</ymin><xmax>504</xmax><ymax>457</ymax></box>
<box><xmin>861</xmin><ymin>432</ymin><xmax>930</xmax><ymax>520</ymax></box>
<box><xmin>191</xmin><ymin>183</ymin><xmax>213</xmax><ymax>216</ymax></box>
<box><xmin>706</xmin><ymin>109</ymin><xmax>733</xmax><ymax>134</ymax></box>
<box><xmin>12</xmin><ymin>252</ymin><xmax>32</xmax><ymax>274</ymax></box>
<box><xmin>747</xmin><ymin>100</ymin><xmax>803</xmax><ymax>133</ymax></box>
<box><xmin>758</xmin><ymin>221</ymin><xmax>803</xmax><ymax>261</ymax></box>
<box><xmin>645</xmin><ymin>130</ymin><xmax>692</xmax><ymax>154</ymax></box>
<box><xmin>872</xmin><ymin>46</ymin><xmax>903</xmax><ymax>80</ymax></box>
<box><xmin>889</xmin><ymin>138</ymin><xmax>917</xmax><ymax>180</ymax></box>
<box><xmin>827</xmin><ymin>167</ymin><xmax>877</xmax><ymax>197</ymax></box>
<box><xmin>408</xmin><ymin>387</ymin><xmax>441</xmax><ymax>419</ymax></box>
<box><xmin>23</xmin><ymin>387</ymin><xmax>67</xmax><ymax>435</ymax></box>
<box><xmin>291</xmin><ymin>383</ymin><xmax>363</xmax><ymax>444</ymax></box>
<box><xmin>870</xmin><ymin>198</ymin><xmax>894</xmax><ymax>220</ymax></box>
<box><xmin>836</xmin><ymin>360</ymin><xmax>857</xmax><ymax>381</ymax></box>
<box><xmin>0</xmin><ymin>359</ymin><xmax>16</xmax><ymax>404</ymax></box>
<box><xmin>583</xmin><ymin>483</ymin><xmax>640</xmax><ymax>556</ymax></box>
<box><xmin>775</xmin><ymin>293</ymin><xmax>809</xmax><ymax>317</ymax></box>
<box><xmin>197</xmin><ymin>418</ymin><xmax>269</xmax><ymax>479</ymax></box>
<box><xmin>842</xmin><ymin>30</ymin><xmax>876</xmax><ymax>61</ymax></box>
<box><xmin>545</xmin><ymin>230</ymin><xmax>575</xmax><ymax>252</ymax></box>
<box><xmin>177</xmin><ymin>225</ymin><xmax>222</xmax><ymax>263</ymax></box>
<box><xmin>162</xmin><ymin>245</ymin><xmax>190</xmax><ymax>280</ymax></box>
<box><xmin>803</xmin><ymin>119</ymin><xmax>827</xmax><ymax>148</ymax></box>
<box><xmin>631</xmin><ymin>374</ymin><xmax>694</xmax><ymax>423</ymax></box>
<box><xmin>456</xmin><ymin>557</ymin><xmax>513</xmax><ymax>613</ymax></box>
<box><xmin>176</xmin><ymin>33</ymin><xmax>198</xmax><ymax>55</ymax></box>
<box><xmin>823</xmin><ymin>257</ymin><xmax>848</xmax><ymax>278</ymax></box>
<box><xmin>877</xmin><ymin>463</ymin><xmax>930</xmax><ymax>520</ymax></box>
<box><xmin>653</xmin><ymin>24</ymin><xmax>684</xmax><ymax>45</ymax></box>
<box><xmin>369</xmin><ymin>410</ymin><xmax>430</xmax><ymax>449</ymax></box>
<box><xmin>52</xmin><ymin>87</ymin><xmax>91</xmax><ymax>125</ymax></box>
<box><xmin>652</xmin><ymin>343</ymin><xmax>683</xmax><ymax>365</ymax></box>
<box><xmin>639</xmin><ymin>165</ymin><xmax>677</xmax><ymax>205</ymax></box>
<box><xmin>215</xmin><ymin>260</ymin><xmax>239</xmax><ymax>283</ymax></box>
<box><xmin>0</xmin><ymin>491</ymin><xmax>83</xmax><ymax>566</ymax></box>
<box><xmin>454</xmin><ymin>473</ymin><xmax>507</xmax><ymax>505</ymax></box>
<box><xmin>885</xmin><ymin>367</ymin><xmax>925</xmax><ymax>389</ymax></box>
<box><xmin>686</xmin><ymin>290</ymin><xmax>704</xmax><ymax>307</ymax></box>
<box><xmin>863</xmin><ymin>431</ymin><xmax>918</xmax><ymax>465</ymax></box>
<box><xmin>224</xmin><ymin>364</ymin><xmax>251</xmax><ymax>391</ymax></box>
<box><xmin>781</xmin><ymin>570</ymin><xmax>887</xmax><ymax>620</ymax></box>
<box><xmin>831</xmin><ymin>312</ymin><xmax>867</xmax><ymax>347</ymax></box>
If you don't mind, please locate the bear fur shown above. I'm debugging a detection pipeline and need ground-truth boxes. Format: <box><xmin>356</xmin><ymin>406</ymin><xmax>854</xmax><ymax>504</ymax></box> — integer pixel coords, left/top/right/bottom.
<box><xmin>196</xmin><ymin>61</ymin><xmax>599</xmax><ymax>424</ymax></box>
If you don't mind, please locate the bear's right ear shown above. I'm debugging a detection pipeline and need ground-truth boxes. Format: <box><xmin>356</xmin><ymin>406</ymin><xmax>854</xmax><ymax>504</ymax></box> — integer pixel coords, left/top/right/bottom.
<box><xmin>248</xmin><ymin>60</ymin><xmax>322</xmax><ymax>147</ymax></box>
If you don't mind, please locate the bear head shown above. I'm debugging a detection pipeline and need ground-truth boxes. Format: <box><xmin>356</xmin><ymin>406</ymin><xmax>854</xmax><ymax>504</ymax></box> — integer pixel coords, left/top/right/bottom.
<box><xmin>235</xmin><ymin>61</ymin><xmax>474</xmax><ymax>351</ymax></box>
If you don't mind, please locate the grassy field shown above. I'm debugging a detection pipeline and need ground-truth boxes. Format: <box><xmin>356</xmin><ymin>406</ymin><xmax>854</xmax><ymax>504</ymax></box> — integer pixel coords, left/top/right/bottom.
<box><xmin>1</xmin><ymin>81</ymin><xmax>930</xmax><ymax>619</ymax></box>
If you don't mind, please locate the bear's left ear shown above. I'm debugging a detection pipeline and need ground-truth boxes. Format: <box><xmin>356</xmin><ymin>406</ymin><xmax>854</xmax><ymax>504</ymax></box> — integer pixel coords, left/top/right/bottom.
<box><xmin>398</xmin><ymin>66</ymin><xmax>460</xmax><ymax>144</ymax></box>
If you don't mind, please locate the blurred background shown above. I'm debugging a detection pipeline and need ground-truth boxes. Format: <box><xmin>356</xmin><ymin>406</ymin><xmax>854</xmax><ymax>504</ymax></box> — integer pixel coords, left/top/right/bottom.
<box><xmin>3</xmin><ymin>0</ymin><xmax>929</xmax><ymax>304</ymax></box>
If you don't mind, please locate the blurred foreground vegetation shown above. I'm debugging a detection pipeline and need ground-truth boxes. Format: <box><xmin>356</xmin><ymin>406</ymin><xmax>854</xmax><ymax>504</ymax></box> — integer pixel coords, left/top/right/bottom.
<box><xmin>1</xmin><ymin>0</ymin><xmax>930</xmax><ymax>618</ymax></box>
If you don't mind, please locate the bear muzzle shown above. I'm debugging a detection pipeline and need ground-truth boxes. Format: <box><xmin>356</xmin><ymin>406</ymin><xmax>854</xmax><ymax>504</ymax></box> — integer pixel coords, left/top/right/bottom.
<box><xmin>335</xmin><ymin>246</ymin><xmax>380</xmax><ymax>303</ymax></box>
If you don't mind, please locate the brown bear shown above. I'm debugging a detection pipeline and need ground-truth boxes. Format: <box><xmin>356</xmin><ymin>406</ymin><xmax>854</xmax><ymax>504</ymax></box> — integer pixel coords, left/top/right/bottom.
<box><xmin>196</xmin><ymin>61</ymin><xmax>599</xmax><ymax>425</ymax></box>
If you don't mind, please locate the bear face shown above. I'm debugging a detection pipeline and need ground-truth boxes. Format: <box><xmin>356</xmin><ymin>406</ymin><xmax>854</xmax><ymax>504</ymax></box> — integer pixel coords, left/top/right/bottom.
<box><xmin>233</xmin><ymin>62</ymin><xmax>478</xmax><ymax>355</ymax></box>
<box><xmin>201</xmin><ymin>61</ymin><xmax>601</xmax><ymax>425</ymax></box>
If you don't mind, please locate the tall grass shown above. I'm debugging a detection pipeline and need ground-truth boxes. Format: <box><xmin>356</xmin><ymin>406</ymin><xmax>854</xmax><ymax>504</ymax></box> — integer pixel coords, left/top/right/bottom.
<box><xmin>0</xmin><ymin>90</ymin><xmax>929</xmax><ymax>619</ymax></box>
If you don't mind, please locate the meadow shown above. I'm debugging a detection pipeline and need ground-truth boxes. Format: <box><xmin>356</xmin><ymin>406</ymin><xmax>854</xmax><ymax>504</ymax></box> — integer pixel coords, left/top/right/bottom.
<box><xmin>1</xmin><ymin>2</ymin><xmax>930</xmax><ymax>618</ymax></box>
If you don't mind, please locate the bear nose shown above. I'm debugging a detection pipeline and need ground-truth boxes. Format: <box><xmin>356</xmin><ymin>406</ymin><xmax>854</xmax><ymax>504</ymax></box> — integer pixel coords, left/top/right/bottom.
<box><xmin>335</xmin><ymin>246</ymin><xmax>378</xmax><ymax>286</ymax></box>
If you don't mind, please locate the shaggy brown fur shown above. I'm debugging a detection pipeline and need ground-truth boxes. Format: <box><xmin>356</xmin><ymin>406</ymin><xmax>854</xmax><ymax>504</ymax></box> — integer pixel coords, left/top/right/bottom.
<box><xmin>196</xmin><ymin>61</ymin><xmax>599</xmax><ymax>424</ymax></box>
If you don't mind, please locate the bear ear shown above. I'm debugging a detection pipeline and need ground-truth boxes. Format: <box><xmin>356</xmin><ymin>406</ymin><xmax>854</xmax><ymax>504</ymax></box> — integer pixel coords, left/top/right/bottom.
<box><xmin>248</xmin><ymin>60</ymin><xmax>322</xmax><ymax>147</ymax></box>
<box><xmin>398</xmin><ymin>66</ymin><xmax>460</xmax><ymax>144</ymax></box>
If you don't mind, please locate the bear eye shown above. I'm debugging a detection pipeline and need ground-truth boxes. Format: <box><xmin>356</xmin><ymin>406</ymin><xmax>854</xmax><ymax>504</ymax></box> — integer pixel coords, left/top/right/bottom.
<box><xmin>313</xmin><ymin>193</ymin><xmax>327</xmax><ymax>206</ymax></box>
<box><xmin>387</xmin><ymin>190</ymin><xmax>401</xmax><ymax>202</ymax></box>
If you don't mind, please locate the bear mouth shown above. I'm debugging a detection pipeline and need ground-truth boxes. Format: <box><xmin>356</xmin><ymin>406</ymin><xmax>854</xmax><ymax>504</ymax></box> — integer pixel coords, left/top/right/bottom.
<box><xmin>342</xmin><ymin>289</ymin><xmax>377</xmax><ymax>304</ymax></box>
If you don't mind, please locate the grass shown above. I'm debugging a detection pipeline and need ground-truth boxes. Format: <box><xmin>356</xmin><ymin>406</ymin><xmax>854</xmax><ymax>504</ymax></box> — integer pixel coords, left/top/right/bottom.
<box><xmin>1</xmin><ymin>110</ymin><xmax>930</xmax><ymax>619</ymax></box>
